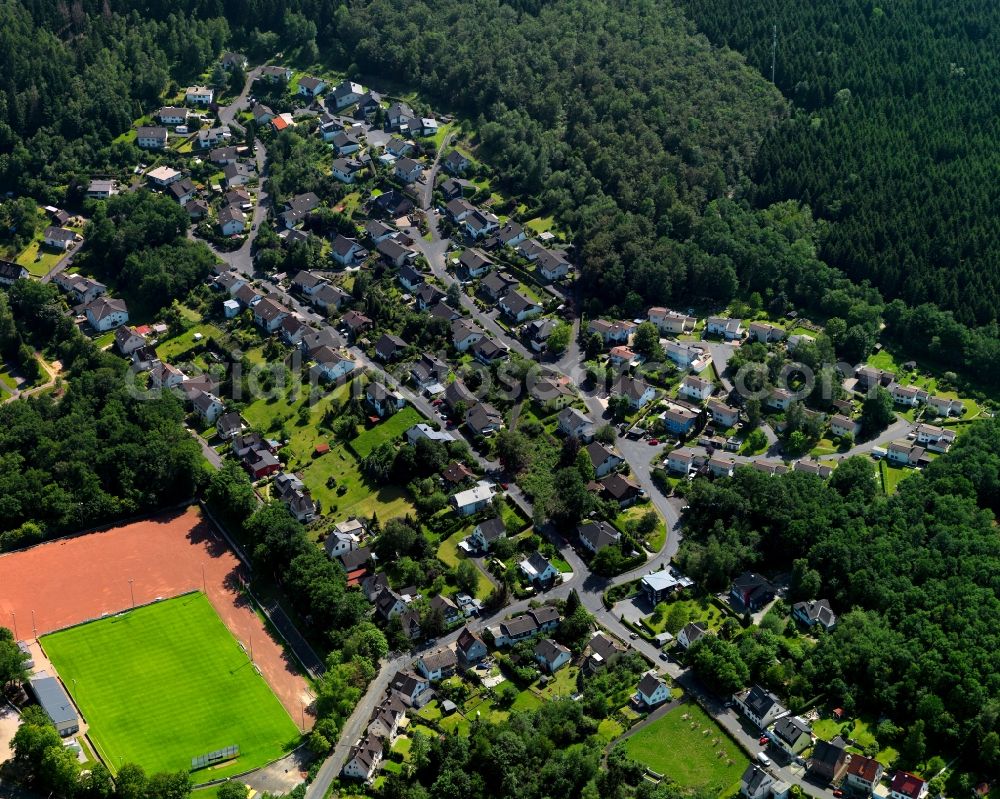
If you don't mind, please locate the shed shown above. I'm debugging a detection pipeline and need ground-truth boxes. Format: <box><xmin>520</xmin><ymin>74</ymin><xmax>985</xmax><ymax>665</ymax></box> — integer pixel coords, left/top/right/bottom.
<box><xmin>30</xmin><ymin>677</ymin><xmax>79</xmax><ymax>736</ymax></box>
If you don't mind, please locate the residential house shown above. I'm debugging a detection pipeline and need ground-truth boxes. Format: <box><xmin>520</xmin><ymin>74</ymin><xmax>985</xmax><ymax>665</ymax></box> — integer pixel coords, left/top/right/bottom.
<box><xmin>600</xmin><ymin>473</ymin><xmax>643</xmax><ymax>507</ymax></box>
<box><xmin>186</xmin><ymin>199</ymin><xmax>209</xmax><ymax>219</ymax></box>
<box><xmin>793</xmin><ymin>460</ymin><xmax>835</xmax><ymax>479</ymax></box>
<box><xmin>891</xmin><ymin>772</ymin><xmax>928</xmax><ymax>799</ymax></box>
<box><xmin>405</xmin><ymin>423</ymin><xmax>451</xmax><ymax>446</ymax></box>
<box><xmin>220</xmin><ymin>52</ymin><xmax>247</xmax><ymax>69</ymax></box>
<box><xmin>679</xmin><ymin>375</ymin><xmax>714</xmax><ymax>403</ymax></box>
<box><xmin>390</xmin><ymin>669</ymin><xmax>431</xmax><ymax>706</ymax></box>
<box><xmin>730</xmin><ymin>572</ymin><xmax>776</xmax><ymax>612</ymax></box>
<box><xmin>705</xmin><ymin>316</ymin><xmax>744</xmax><ymax>340</ymax></box>
<box><xmin>410</xmin><ymin>352</ymin><xmax>448</xmax><ymax>390</ymax></box>
<box><xmin>519</xmin><ymin>552</ymin><xmax>559</xmax><ymax>586</ymax></box>
<box><xmin>479</xmin><ymin>271</ymin><xmax>519</xmax><ymax>302</ymax></box>
<box><xmin>341</xmin><ymin>310</ymin><xmax>373</xmax><ymax>338</ymax></box>
<box><xmin>223</xmin><ymin>162</ymin><xmax>255</xmax><ymax>189</ymax></box>
<box><xmin>450</xmin><ymin>482</ymin><xmax>496</xmax><ymax>515</ymax></box>
<box><xmin>85</xmin><ymin>296</ymin><xmax>129</xmax><ymax>331</ymax></box>
<box><xmin>192</xmin><ymin>391</ymin><xmax>224</xmax><ymax>424</ymax></box>
<box><xmin>243</xmin><ymin>446</ymin><xmax>281</xmax><ymax>480</ymax></box>
<box><xmin>526</xmin><ymin>318</ymin><xmax>559</xmax><ymax>353</ymax></box>
<box><xmin>251</xmin><ymin>103</ymin><xmax>276</xmax><ymax>124</ymax></box>
<box><xmin>136</xmin><ymin>126</ymin><xmax>168</xmax><ymax>149</ymax></box>
<box><xmin>395</xmin><ymin>263</ymin><xmax>424</xmax><ymax>293</ymax></box>
<box><xmin>260</xmin><ymin>65</ymin><xmax>292</xmax><ymax>83</ymax></box>
<box><xmin>372</xmin><ymin>189</ymin><xmax>414</xmax><ymax>218</ymax></box>
<box><xmin>149</xmin><ymin>362</ymin><xmax>184</xmax><ymax>389</ymax></box>
<box><xmin>830</xmin><ymin>415</ymin><xmax>860</xmax><ymax>438</ymax></box>
<box><xmin>168</xmin><ymin>178</ymin><xmax>197</xmax><ymax>206</ymax></box>
<box><xmin>583</xmin><ymin>632</ymin><xmax>627</xmax><ymax>675</ymax></box>
<box><xmin>634</xmin><ymin>672</ymin><xmax>670</xmax><ymax>708</ymax></box>
<box><xmin>301</xmin><ymin>329</ymin><xmax>339</xmax><ymax>359</ymax></box>
<box><xmin>291</xmin><ymin>270</ymin><xmax>326</xmax><ymax>296</ymax></box>
<box><xmin>252</xmin><ymin>298</ymin><xmax>288</xmax><ymax>332</ymax></box>
<box><xmin>665</xmin><ymin>340</ymin><xmax>707</xmax><ymax>370</ymax></box>
<box><xmin>365</xmin><ymin>219</ymin><xmax>397</xmax><ymax>244</ymax></box>
<box><xmin>157</xmin><ymin>106</ymin><xmax>188</xmax><ymax>125</ymax></box>
<box><xmin>219</xmin><ymin>204</ymin><xmax>246</xmax><ymax>236</ymax></box>
<box><xmin>466</xmin><ymin>402</ymin><xmax>504</xmax><ymax>436</ymax></box>
<box><xmin>497</xmin><ymin>221</ymin><xmax>526</xmax><ymax>248</ymax></box>
<box><xmin>375</xmin><ymin>333</ymin><xmax>408</xmax><ymax>362</ymax></box>
<box><xmin>465</xmin><ymin>209</ymin><xmax>500</xmax><ymax>239</ymax></box>
<box><xmin>707</xmin><ymin>399</ymin><xmax>740</xmax><ymax>428</ymax></box>
<box><xmin>469</xmin><ymin>517</ymin><xmax>506</xmax><ymax>552</ymax></box>
<box><xmin>557</xmin><ymin>407</ymin><xmax>595</xmax><ymax>442</ymax></box>
<box><xmin>342</xmin><ymin>734</ymin><xmax>382</xmax><ymax>782</ymax></box>
<box><xmin>416</xmin><ymin>648</ymin><xmax>458</xmax><ymax>681</ymax></box>
<box><xmin>446</xmin><ymin>198</ymin><xmax>475</xmax><ymax>223</ymax></box>
<box><xmin>328</xmin><ymin>129</ymin><xmax>360</xmax><ymax>153</ymax></box>
<box><xmin>588</xmin><ymin>318</ymin><xmax>636</xmax><ymax>344</ymax></box>
<box><xmin>332</xmin><ymin>235</ymin><xmax>366</xmax><ymax>266</ymax></box>
<box><xmin>312</xmin><ymin>283</ymin><xmax>350</xmax><ymax>312</ymax></box>
<box><xmin>441</xmin><ymin>460</ymin><xmax>474</xmax><ymax>487</ymax></box>
<box><xmin>891</xmin><ymin>383</ymin><xmax>929</xmax><ymax>407</ymax></box>
<box><xmin>332</xmin><ymin>157</ymin><xmax>365</xmax><ymax>183</ymax></box>
<box><xmin>114</xmin><ymin>326</ymin><xmax>146</xmax><ymax>356</ymax></box>
<box><xmin>533</xmin><ymin>639</ymin><xmax>571</xmax><ymax>674</ymax></box>
<box><xmin>387</xmin><ymin>102</ymin><xmax>415</xmax><ymax>129</ymax></box>
<box><xmin>311</xmin><ymin>347</ymin><xmax>356</xmax><ymax>382</ymax></box>
<box><xmin>787</xmin><ymin>333</ymin><xmax>816</xmax><ymax>351</ymax></box>
<box><xmin>147</xmin><ymin>165</ymin><xmax>180</xmax><ymax>186</ymax></box>
<box><xmin>377</xmin><ymin>238</ymin><xmax>416</xmax><ymax>268</ymax></box>
<box><xmin>578</xmin><ymin>520</ymin><xmax>621</xmax><ymax>553</ymax></box>
<box><xmin>499</xmin><ymin>290</ymin><xmax>542</xmax><ymax>322</ymax></box>
<box><xmin>708</xmin><ymin>455</ymin><xmax>736</xmax><ymax>478</ymax></box>
<box><xmin>86</xmin><ymin>179</ymin><xmax>117</xmax><ymax>199</ymax></box>
<box><xmin>529</xmin><ymin>374</ymin><xmax>576</xmax><ymax>411</ymax></box>
<box><xmin>415</xmin><ymin>283</ymin><xmax>446</xmax><ymax>310</ymax></box>
<box><xmin>330</xmin><ymin>80</ymin><xmax>364</xmax><ymax>109</ymax></box>
<box><xmin>185</xmin><ymin>85</ymin><xmax>214</xmax><ymax>104</ymax></box>
<box><xmin>375</xmin><ymin>588</ymin><xmax>407</xmax><ymax>621</ymax></box>
<box><xmin>215</xmin><ymin>411</ymin><xmax>245</xmax><ymax>441</ymax></box>
<box><xmin>196</xmin><ymin>126</ymin><xmax>228</xmax><ymax>149</ymax></box>
<box><xmin>365</xmin><ymin>382</ymin><xmax>405</xmax><ymax>418</ymax></box>
<box><xmin>452</xmin><ymin>318</ymin><xmax>484</xmax><ymax>352</ymax></box>
<box><xmin>279</xmin><ymin>315</ymin><xmax>306</xmax><ymax>346</ymax></box>
<box><xmin>667</xmin><ymin>449</ymin><xmax>700</xmax><ymax>477</ymax></box>
<box><xmin>471</xmin><ymin>336</ymin><xmax>509</xmax><ymax>366</ymax></box>
<box><xmin>615</xmin><ymin>375</ymin><xmax>656</xmax><ymax>409</ymax></box>
<box><xmin>394</xmin><ymin>157</ymin><xmax>423</xmax><ymax>184</ymax></box>
<box><xmin>677</xmin><ymin>621</ymin><xmax>709</xmax><ymax>650</ymax></box>
<box><xmin>735</xmin><ymin>685</ymin><xmax>786</xmax><ymax>729</ymax></box>
<box><xmin>855</xmin><ymin>366</ymin><xmax>895</xmax><ymax>391</ymax></box>
<box><xmin>928</xmin><ymin>395</ymin><xmax>964</xmax><ymax>416</ymax></box>
<box><xmin>297</xmin><ymin>76</ymin><xmax>326</xmax><ymax>96</ymax></box>
<box><xmin>443</xmin><ymin>150</ymin><xmax>470</xmax><ymax>174</ymax></box>
<box><xmin>42</xmin><ymin>226</ymin><xmax>75</xmax><ymax>251</ymax></box>
<box><xmin>609</xmin><ymin>346</ymin><xmax>636</xmax><ymax>368</ymax></box>
<box><xmin>458</xmin><ymin>248</ymin><xmax>494</xmax><ymax>279</ymax></box>
<box><xmin>741</xmin><ymin>765</ymin><xmax>776</xmax><ymax>799</ymax></box>
<box><xmin>792</xmin><ymin>599</ymin><xmax>837</xmax><ymax>631</ymax></box>
<box><xmin>915</xmin><ymin>423</ymin><xmax>956</xmax><ymax>453</ymax></box>
<box><xmin>887</xmin><ymin>440</ymin><xmax>924</xmax><ymax>467</ymax></box>
<box><xmin>444</xmin><ymin>379</ymin><xmax>476</xmax><ymax>415</ymax></box>
<box><xmin>640</xmin><ymin>569</ymin><xmax>693</xmax><ymax>604</ymax></box>
<box><xmin>808</xmin><ymin>738</ymin><xmax>850</xmax><ymax>784</ymax></box>
<box><xmin>767</xmin><ymin>388</ymin><xmax>794</xmax><ymax>411</ymax></box>
<box><xmin>456</xmin><ymin>627</ymin><xmax>488</xmax><ymax>664</ymax></box>
<box><xmin>747</xmin><ymin>322</ymin><xmax>785</xmax><ymax>343</ymax></box>
<box><xmin>324</xmin><ymin>528</ymin><xmax>359</xmax><ymax>560</ymax></box>
<box><xmin>771</xmin><ymin>716</ymin><xmax>813</xmax><ymax>758</ymax></box>
<box><xmin>535</xmin><ymin>247</ymin><xmax>570</xmax><ymax>282</ymax></box>
<box><xmin>586</xmin><ymin>441</ymin><xmax>624</xmax><ymax>478</ymax></box>
<box><xmin>648</xmin><ymin>307</ymin><xmax>696</xmax><ymax>334</ymax></box>
<box><xmin>846</xmin><ymin>756</ymin><xmax>884</xmax><ymax>797</ymax></box>
<box><xmin>439</xmin><ymin>178</ymin><xmax>464</xmax><ymax>201</ymax></box>
<box><xmin>429</xmin><ymin>594</ymin><xmax>462</xmax><ymax>626</ymax></box>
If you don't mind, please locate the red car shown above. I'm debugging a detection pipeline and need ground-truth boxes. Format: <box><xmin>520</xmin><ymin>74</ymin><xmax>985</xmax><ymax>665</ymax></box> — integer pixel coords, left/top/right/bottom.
<box><xmin>499</xmin><ymin>482</ymin><xmax>509</xmax><ymax>490</ymax></box>
<box><xmin>833</xmin><ymin>791</ymin><xmax>844</xmax><ymax>797</ymax></box>
<box><xmin>648</xmin><ymin>438</ymin><xmax>660</xmax><ymax>446</ymax></box>
<box><xmin>759</xmin><ymin>736</ymin><xmax>769</xmax><ymax>745</ymax></box>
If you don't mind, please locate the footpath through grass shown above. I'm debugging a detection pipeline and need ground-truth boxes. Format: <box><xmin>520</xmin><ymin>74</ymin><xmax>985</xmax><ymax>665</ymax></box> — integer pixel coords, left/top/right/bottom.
<box><xmin>42</xmin><ymin>592</ymin><xmax>300</xmax><ymax>779</ymax></box>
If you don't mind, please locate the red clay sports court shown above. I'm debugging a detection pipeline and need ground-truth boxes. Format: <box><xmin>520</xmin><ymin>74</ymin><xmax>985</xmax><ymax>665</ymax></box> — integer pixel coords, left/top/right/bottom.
<box><xmin>0</xmin><ymin>506</ymin><xmax>314</xmax><ymax>729</ymax></box>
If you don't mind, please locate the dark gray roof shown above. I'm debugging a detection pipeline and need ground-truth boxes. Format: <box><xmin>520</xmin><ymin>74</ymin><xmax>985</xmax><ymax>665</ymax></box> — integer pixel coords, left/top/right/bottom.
<box><xmin>31</xmin><ymin>677</ymin><xmax>77</xmax><ymax>726</ymax></box>
<box><xmin>637</xmin><ymin>672</ymin><xmax>665</xmax><ymax>697</ymax></box>
<box><xmin>578</xmin><ymin>520</ymin><xmax>621</xmax><ymax>551</ymax></box>
<box><xmin>475</xmin><ymin>517</ymin><xmax>506</xmax><ymax>543</ymax></box>
<box><xmin>773</xmin><ymin>715</ymin><xmax>812</xmax><ymax>746</ymax></box>
<box><xmin>742</xmin><ymin>685</ymin><xmax>782</xmax><ymax>718</ymax></box>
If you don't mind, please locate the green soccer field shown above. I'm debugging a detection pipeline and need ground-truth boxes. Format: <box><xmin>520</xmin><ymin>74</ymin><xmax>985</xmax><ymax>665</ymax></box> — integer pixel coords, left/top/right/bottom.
<box><xmin>42</xmin><ymin>593</ymin><xmax>300</xmax><ymax>780</ymax></box>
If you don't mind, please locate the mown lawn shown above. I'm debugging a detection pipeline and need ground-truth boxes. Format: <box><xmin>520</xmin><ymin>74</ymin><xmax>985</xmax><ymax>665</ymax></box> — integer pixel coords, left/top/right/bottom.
<box><xmin>351</xmin><ymin>406</ymin><xmax>424</xmax><ymax>457</ymax></box>
<box><xmin>16</xmin><ymin>237</ymin><xmax>66</xmax><ymax>277</ymax></box>
<box><xmin>436</xmin><ymin>530</ymin><xmax>494</xmax><ymax>599</ymax></box>
<box><xmin>625</xmin><ymin>704</ymin><xmax>747</xmax><ymax>795</ymax></box>
<box><xmin>155</xmin><ymin>323</ymin><xmax>226</xmax><ymax>362</ymax></box>
<box><xmin>615</xmin><ymin>504</ymin><xmax>666</xmax><ymax>552</ymax></box>
<box><xmin>879</xmin><ymin>461</ymin><xmax>913</xmax><ymax>495</ymax></box>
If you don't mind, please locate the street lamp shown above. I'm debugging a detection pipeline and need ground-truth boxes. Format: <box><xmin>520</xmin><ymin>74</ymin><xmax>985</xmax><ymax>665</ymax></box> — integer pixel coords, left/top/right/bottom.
<box><xmin>128</xmin><ymin>578</ymin><xmax>135</xmax><ymax>609</ymax></box>
<box><xmin>31</xmin><ymin>609</ymin><xmax>36</xmax><ymax>639</ymax></box>
<box><xmin>10</xmin><ymin>611</ymin><xmax>16</xmax><ymax>640</ymax></box>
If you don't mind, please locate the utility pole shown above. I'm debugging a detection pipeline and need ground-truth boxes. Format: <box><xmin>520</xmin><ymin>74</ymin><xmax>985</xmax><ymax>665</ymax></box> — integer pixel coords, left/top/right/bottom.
<box><xmin>771</xmin><ymin>24</ymin><xmax>778</xmax><ymax>84</ymax></box>
<box><xmin>10</xmin><ymin>612</ymin><xmax>16</xmax><ymax>640</ymax></box>
<box><xmin>129</xmin><ymin>578</ymin><xmax>135</xmax><ymax>610</ymax></box>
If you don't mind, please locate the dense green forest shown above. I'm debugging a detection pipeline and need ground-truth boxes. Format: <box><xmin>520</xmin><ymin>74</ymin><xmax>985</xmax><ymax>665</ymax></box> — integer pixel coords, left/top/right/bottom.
<box><xmin>677</xmin><ymin>0</ymin><xmax>1000</xmax><ymax>330</ymax></box>
<box><xmin>0</xmin><ymin>280</ymin><xmax>204</xmax><ymax>547</ymax></box>
<box><xmin>677</xmin><ymin>419</ymin><xmax>1000</xmax><ymax>778</ymax></box>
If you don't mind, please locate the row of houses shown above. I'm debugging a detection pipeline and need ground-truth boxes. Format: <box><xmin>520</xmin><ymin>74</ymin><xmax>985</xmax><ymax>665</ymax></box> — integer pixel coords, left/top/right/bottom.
<box><xmin>53</xmin><ymin>272</ymin><xmax>130</xmax><ymax>332</ymax></box>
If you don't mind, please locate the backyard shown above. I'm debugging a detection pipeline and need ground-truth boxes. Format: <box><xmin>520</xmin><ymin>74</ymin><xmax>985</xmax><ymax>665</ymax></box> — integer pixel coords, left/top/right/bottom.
<box><xmin>351</xmin><ymin>406</ymin><xmax>424</xmax><ymax>457</ymax></box>
<box><xmin>624</xmin><ymin>703</ymin><xmax>747</xmax><ymax>796</ymax></box>
<box><xmin>642</xmin><ymin>595</ymin><xmax>730</xmax><ymax>636</ymax></box>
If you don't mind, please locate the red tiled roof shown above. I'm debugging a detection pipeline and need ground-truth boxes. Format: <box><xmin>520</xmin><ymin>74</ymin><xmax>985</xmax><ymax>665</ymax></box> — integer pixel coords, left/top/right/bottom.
<box><xmin>891</xmin><ymin>771</ymin><xmax>926</xmax><ymax>799</ymax></box>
